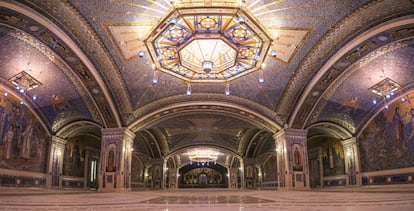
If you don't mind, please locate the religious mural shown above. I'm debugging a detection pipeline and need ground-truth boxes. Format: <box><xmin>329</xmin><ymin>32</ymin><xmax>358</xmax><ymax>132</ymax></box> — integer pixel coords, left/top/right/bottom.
<box><xmin>359</xmin><ymin>93</ymin><xmax>414</xmax><ymax>172</ymax></box>
<box><xmin>62</xmin><ymin>136</ymin><xmax>99</xmax><ymax>177</ymax></box>
<box><xmin>182</xmin><ymin>168</ymin><xmax>223</xmax><ymax>186</ymax></box>
<box><xmin>292</xmin><ymin>144</ymin><xmax>304</xmax><ymax>171</ymax></box>
<box><xmin>62</xmin><ymin>138</ymin><xmax>85</xmax><ymax>177</ymax></box>
<box><xmin>262</xmin><ymin>156</ymin><xmax>277</xmax><ymax>182</ymax></box>
<box><xmin>0</xmin><ymin>91</ymin><xmax>49</xmax><ymax>173</ymax></box>
<box><xmin>131</xmin><ymin>155</ymin><xmax>144</xmax><ymax>183</ymax></box>
<box><xmin>321</xmin><ymin>140</ymin><xmax>345</xmax><ymax>176</ymax></box>
<box><xmin>308</xmin><ymin>137</ymin><xmax>345</xmax><ymax>177</ymax></box>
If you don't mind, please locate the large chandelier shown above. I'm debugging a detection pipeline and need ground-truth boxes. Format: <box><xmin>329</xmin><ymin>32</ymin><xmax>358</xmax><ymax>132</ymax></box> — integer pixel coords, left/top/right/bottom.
<box><xmin>144</xmin><ymin>0</ymin><xmax>272</xmax><ymax>87</ymax></box>
<box><xmin>187</xmin><ymin>148</ymin><xmax>220</xmax><ymax>165</ymax></box>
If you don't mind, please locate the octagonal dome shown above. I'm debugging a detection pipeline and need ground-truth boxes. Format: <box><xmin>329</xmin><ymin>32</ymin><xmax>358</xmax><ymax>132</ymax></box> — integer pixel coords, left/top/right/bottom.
<box><xmin>180</xmin><ymin>39</ymin><xmax>237</xmax><ymax>75</ymax></box>
<box><xmin>145</xmin><ymin>6</ymin><xmax>272</xmax><ymax>83</ymax></box>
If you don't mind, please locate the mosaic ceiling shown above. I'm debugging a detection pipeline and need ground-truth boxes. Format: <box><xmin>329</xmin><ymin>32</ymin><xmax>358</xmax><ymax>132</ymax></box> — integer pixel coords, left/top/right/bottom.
<box><xmin>1</xmin><ymin>0</ymin><xmax>414</xmax><ymax>162</ymax></box>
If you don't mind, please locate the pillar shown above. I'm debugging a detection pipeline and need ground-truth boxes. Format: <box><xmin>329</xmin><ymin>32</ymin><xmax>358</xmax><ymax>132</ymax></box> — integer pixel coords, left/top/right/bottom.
<box><xmin>340</xmin><ymin>137</ymin><xmax>361</xmax><ymax>187</ymax></box>
<box><xmin>98</xmin><ymin>128</ymin><xmax>135</xmax><ymax>192</ymax></box>
<box><xmin>168</xmin><ymin>168</ymin><xmax>177</xmax><ymax>189</ymax></box>
<box><xmin>229</xmin><ymin>168</ymin><xmax>238</xmax><ymax>189</ymax></box>
<box><xmin>244</xmin><ymin>158</ymin><xmax>256</xmax><ymax>189</ymax></box>
<box><xmin>256</xmin><ymin>165</ymin><xmax>262</xmax><ymax>189</ymax></box>
<box><xmin>84</xmin><ymin>146</ymin><xmax>99</xmax><ymax>189</ymax></box>
<box><xmin>47</xmin><ymin>136</ymin><xmax>66</xmax><ymax>189</ymax></box>
<box><xmin>274</xmin><ymin>128</ymin><xmax>310</xmax><ymax>190</ymax></box>
<box><xmin>149</xmin><ymin>158</ymin><xmax>164</xmax><ymax>189</ymax></box>
<box><xmin>239</xmin><ymin>159</ymin><xmax>245</xmax><ymax>189</ymax></box>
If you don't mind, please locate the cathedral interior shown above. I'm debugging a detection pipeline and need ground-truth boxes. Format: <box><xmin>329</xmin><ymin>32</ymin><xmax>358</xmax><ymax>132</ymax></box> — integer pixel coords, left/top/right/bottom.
<box><xmin>1</xmin><ymin>0</ymin><xmax>414</xmax><ymax>210</ymax></box>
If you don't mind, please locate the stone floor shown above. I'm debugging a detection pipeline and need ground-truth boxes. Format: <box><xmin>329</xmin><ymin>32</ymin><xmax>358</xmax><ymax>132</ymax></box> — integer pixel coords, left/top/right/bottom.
<box><xmin>1</xmin><ymin>187</ymin><xmax>414</xmax><ymax>210</ymax></box>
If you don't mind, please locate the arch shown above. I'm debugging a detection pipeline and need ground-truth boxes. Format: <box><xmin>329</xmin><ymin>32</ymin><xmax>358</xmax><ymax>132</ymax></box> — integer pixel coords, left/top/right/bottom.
<box><xmin>0</xmin><ymin>83</ymin><xmax>51</xmax><ymax>136</ymax></box>
<box><xmin>357</xmin><ymin>88</ymin><xmax>414</xmax><ymax>138</ymax></box>
<box><xmin>291</xmin><ymin>15</ymin><xmax>414</xmax><ymax>128</ymax></box>
<box><xmin>307</xmin><ymin>121</ymin><xmax>353</xmax><ymax>140</ymax></box>
<box><xmin>166</xmin><ymin>145</ymin><xmax>243</xmax><ymax>170</ymax></box>
<box><xmin>0</xmin><ymin>0</ymin><xmax>122</xmax><ymax>127</ymax></box>
<box><xmin>55</xmin><ymin>120</ymin><xmax>101</xmax><ymax>139</ymax></box>
<box><xmin>128</xmin><ymin>101</ymin><xmax>281</xmax><ymax>133</ymax></box>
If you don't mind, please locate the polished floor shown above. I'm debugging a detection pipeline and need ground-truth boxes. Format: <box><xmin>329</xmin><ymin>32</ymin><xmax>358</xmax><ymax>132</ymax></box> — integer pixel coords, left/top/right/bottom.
<box><xmin>1</xmin><ymin>187</ymin><xmax>414</xmax><ymax>210</ymax></box>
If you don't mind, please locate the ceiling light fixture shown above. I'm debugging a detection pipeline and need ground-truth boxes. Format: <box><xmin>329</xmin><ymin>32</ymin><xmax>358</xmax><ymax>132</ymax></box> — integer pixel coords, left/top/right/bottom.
<box><xmin>138</xmin><ymin>50</ymin><xmax>145</xmax><ymax>57</ymax></box>
<box><xmin>8</xmin><ymin>70</ymin><xmax>41</xmax><ymax>105</ymax></box>
<box><xmin>225</xmin><ymin>83</ymin><xmax>230</xmax><ymax>95</ymax></box>
<box><xmin>369</xmin><ymin>77</ymin><xmax>402</xmax><ymax>109</ymax></box>
<box><xmin>186</xmin><ymin>82</ymin><xmax>191</xmax><ymax>95</ymax></box>
<box><xmin>144</xmin><ymin>1</ymin><xmax>273</xmax><ymax>95</ymax></box>
<box><xmin>187</xmin><ymin>148</ymin><xmax>219</xmax><ymax>165</ymax></box>
<box><xmin>258</xmin><ymin>69</ymin><xmax>264</xmax><ymax>83</ymax></box>
<box><xmin>202</xmin><ymin>61</ymin><xmax>213</xmax><ymax>73</ymax></box>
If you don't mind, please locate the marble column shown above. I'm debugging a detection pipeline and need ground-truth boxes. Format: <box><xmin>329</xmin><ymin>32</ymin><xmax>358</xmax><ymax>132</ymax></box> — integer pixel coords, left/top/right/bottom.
<box><xmin>149</xmin><ymin>158</ymin><xmax>164</xmax><ymax>189</ymax></box>
<box><xmin>244</xmin><ymin>158</ymin><xmax>256</xmax><ymax>189</ymax></box>
<box><xmin>256</xmin><ymin>165</ymin><xmax>262</xmax><ymax>189</ymax></box>
<box><xmin>98</xmin><ymin>128</ymin><xmax>135</xmax><ymax>192</ymax></box>
<box><xmin>308</xmin><ymin>147</ymin><xmax>323</xmax><ymax>188</ymax></box>
<box><xmin>340</xmin><ymin>137</ymin><xmax>361</xmax><ymax>187</ymax></box>
<box><xmin>274</xmin><ymin>128</ymin><xmax>310</xmax><ymax>190</ymax></box>
<box><xmin>168</xmin><ymin>168</ymin><xmax>178</xmax><ymax>189</ymax></box>
<box><xmin>84</xmin><ymin>146</ymin><xmax>99</xmax><ymax>189</ymax></box>
<box><xmin>229</xmin><ymin>168</ymin><xmax>239</xmax><ymax>189</ymax></box>
<box><xmin>239</xmin><ymin>159</ymin><xmax>245</xmax><ymax>189</ymax></box>
<box><xmin>47</xmin><ymin>136</ymin><xmax>66</xmax><ymax>189</ymax></box>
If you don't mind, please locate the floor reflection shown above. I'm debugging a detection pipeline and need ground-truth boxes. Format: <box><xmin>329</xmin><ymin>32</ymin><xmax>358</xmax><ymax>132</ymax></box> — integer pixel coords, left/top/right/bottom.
<box><xmin>141</xmin><ymin>195</ymin><xmax>274</xmax><ymax>204</ymax></box>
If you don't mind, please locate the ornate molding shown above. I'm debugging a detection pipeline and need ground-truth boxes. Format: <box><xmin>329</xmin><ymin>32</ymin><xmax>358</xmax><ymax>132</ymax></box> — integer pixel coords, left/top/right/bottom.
<box><xmin>277</xmin><ymin>0</ymin><xmax>414</xmax><ymax>126</ymax></box>
<box><xmin>129</xmin><ymin>99</ymin><xmax>281</xmax><ymax>133</ymax></box>
<box><xmin>130</xmin><ymin>93</ymin><xmax>281</xmax><ymax>126</ymax></box>
<box><xmin>20</xmin><ymin>0</ymin><xmax>131</xmax><ymax>126</ymax></box>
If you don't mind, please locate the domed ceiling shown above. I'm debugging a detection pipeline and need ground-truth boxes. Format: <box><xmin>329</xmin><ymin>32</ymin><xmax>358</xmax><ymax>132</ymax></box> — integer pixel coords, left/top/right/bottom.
<box><xmin>1</xmin><ymin>0</ymin><xmax>414</xmax><ymax>162</ymax></box>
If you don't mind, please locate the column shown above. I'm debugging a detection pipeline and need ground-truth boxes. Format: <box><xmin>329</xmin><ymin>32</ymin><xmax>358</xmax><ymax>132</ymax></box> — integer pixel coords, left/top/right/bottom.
<box><xmin>168</xmin><ymin>168</ymin><xmax>177</xmax><ymax>189</ymax></box>
<box><xmin>308</xmin><ymin>147</ymin><xmax>323</xmax><ymax>188</ymax></box>
<box><xmin>340</xmin><ymin>137</ymin><xmax>361</xmax><ymax>187</ymax></box>
<box><xmin>229</xmin><ymin>168</ymin><xmax>239</xmax><ymax>189</ymax></box>
<box><xmin>144</xmin><ymin>166</ymin><xmax>150</xmax><ymax>189</ymax></box>
<box><xmin>256</xmin><ymin>165</ymin><xmax>262</xmax><ymax>190</ymax></box>
<box><xmin>274</xmin><ymin>128</ymin><xmax>310</xmax><ymax>190</ymax></box>
<box><xmin>239</xmin><ymin>159</ymin><xmax>245</xmax><ymax>189</ymax></box>
<box><xmin>149</xmin><ymin>158</ymin><xmax>164</xmax><ymax>189</ymax></box>
<box><xmin>47</xmin><ymin>136</ymin><xmax>66</xmax><ymax>189</ymax></box>
<box><xmin>98</xmin><ymin>128</ymin><xmax>135</xmax><ymax>192</ymax></box>
<box><xmin>244</xmin><ymin>158</ymin><xmax>256</xmax><ymax>189</ymax></box>
<box><xmin>84</xmin><ymin>146</ymin><xmax>99</xmax><ymax>189</ymax></box>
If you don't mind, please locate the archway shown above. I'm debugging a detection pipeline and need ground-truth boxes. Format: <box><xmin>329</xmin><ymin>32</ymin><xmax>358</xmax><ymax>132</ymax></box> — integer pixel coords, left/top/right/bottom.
<box><xmin>178</xmin><ymin>162</ymin><xmax>228</xmax><ymax>188</ymax></box>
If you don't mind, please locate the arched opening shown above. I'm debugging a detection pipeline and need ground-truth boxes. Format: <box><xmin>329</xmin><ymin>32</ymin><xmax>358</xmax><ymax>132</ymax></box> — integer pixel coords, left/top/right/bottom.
<box><xmin>178</xmin><ymin>162</ymin><xmax>228</xmax><ymax>188</ymax></box>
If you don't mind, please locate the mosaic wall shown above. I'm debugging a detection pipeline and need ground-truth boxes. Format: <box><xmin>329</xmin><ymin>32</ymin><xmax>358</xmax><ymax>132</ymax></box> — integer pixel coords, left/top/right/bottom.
<box><xmin>178</xmin><ymin>164</ymin><xmax>227</xmax><ymax>188</ymax></box>
<box><xmin>262</xmin><ymin>156</ymin><xmax>277</xmax><ymax>182</ymax></box>
<box><xmin>62</xmin><ymin>136</ymin><xmax>100</xmax><ymax>177</ymax></box>
<box><xmin>181</xmin><ymin>167</ymin><xmax>224</xmax><ymax>186</ymax></box>
<box><xmin>0</xmin><ymin>91</ymin><xmax>49</xmax><ymax>173</ymax></box>
<box><xmin>359</xmin><ymin>93</ymin><xmax>414</xmax><ymax>172</ymax></box>
<box><xmin>131</xmin><ymin>155</ymin><xmax>144</xmax><ymax>183</ymax></box>
<box><xmin>308</xmin><ymin>137</ymin><xmax>345</xmax><ymax>177</ymax></box>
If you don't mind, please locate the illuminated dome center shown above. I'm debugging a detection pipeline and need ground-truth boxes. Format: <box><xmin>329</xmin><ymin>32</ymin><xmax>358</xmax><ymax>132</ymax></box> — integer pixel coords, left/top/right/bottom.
<box><xmin>180</xmin><ymin>39</ymin><xmax>236</xmax><ymax>74</ymax></box>
<box><xmin>145</xmin><ymin>6</ymin><xmax>272</xmax><ymax>83</ymax></box>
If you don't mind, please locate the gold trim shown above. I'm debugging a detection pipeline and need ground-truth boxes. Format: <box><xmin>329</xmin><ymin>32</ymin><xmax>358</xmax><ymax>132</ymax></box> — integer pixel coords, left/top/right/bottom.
<box><xmin>102</xmin><ymin>22</ymin><xmax>153</xmax><ymax>63</ymax></box>
<box><xmin>266</xmin><ymin>26</ymin><xmax>313</xmax><ymax>65</ymax></box>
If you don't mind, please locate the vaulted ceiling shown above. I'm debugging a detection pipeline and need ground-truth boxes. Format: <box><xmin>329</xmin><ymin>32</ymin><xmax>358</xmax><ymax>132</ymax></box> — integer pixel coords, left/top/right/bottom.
<box><xmin>1</xmin><ymin>0</ymin><xmax>414</xmax><ymax>166</ymax></box>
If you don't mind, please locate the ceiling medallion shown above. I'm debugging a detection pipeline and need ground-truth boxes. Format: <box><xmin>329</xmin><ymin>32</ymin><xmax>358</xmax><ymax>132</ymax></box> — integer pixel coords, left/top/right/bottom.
<box><xmin>369</xmin><ymin>77</ymin><xmax>402</xmax><ymax>109</ymax></box>
<box><xmin>144</xmin><ymin>2</ymin><xmax>272</xmax><ymax>84</ymax></box>
<box><xmin>8</xmin><ymin>71</ymin><xmax>41</xmax><ymax>104</ymax></box>
<box><xmin>369</xmin><ymin>77</ymin><xmax>401</xmax><ymax>96</ymax></box>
